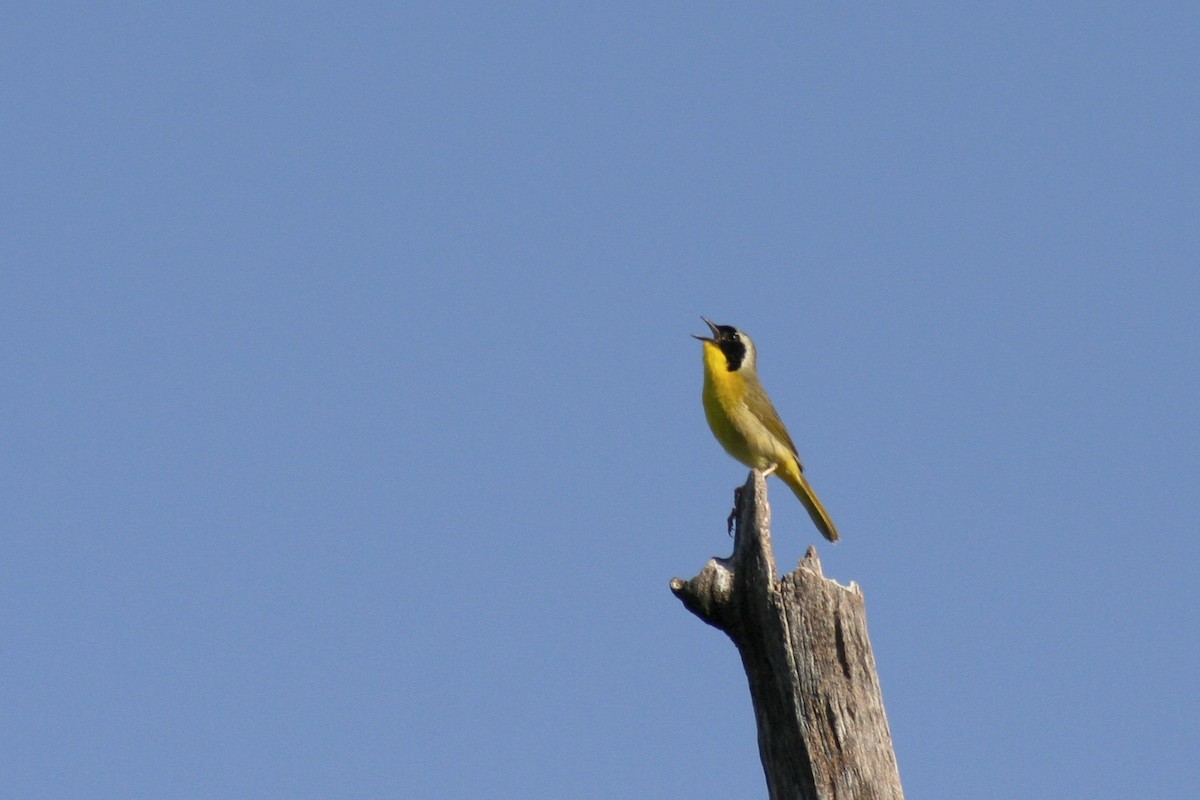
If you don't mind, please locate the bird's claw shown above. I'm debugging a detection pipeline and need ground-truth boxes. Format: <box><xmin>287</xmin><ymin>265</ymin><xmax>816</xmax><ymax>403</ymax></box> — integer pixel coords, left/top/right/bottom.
<box><xmin>727</xmin><ymin>485</ymin><xmax>744</xmax><ymax>535</ymax></box>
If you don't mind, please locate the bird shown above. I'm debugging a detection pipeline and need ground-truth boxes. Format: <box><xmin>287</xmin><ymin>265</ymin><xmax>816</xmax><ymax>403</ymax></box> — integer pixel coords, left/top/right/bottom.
<box><xmin>693</xmin><ymin>317</ymin><xmax>840</xmax><ymax>542</ymax></box>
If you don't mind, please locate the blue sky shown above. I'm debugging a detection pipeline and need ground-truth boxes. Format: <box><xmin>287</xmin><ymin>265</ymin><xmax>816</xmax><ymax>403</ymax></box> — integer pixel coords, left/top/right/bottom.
<box><xmin>3</xmin><ymin>3</ymin><xmax>1197</xmax><ymax>797</ymax></box>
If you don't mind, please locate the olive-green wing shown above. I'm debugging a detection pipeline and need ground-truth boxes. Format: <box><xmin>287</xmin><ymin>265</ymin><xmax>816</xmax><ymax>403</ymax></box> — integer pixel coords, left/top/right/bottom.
<box><xmin>743</xmin><ymin>379</ymin><xmax>804</xmax><ymax>468</ymax></box>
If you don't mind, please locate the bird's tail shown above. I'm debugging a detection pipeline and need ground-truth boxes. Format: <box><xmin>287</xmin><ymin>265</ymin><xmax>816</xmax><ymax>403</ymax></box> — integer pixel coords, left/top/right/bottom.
<box><xmin>777</xmin><ymin>461</ymin><xmax>840</xmax><ymax>543</ymax></box>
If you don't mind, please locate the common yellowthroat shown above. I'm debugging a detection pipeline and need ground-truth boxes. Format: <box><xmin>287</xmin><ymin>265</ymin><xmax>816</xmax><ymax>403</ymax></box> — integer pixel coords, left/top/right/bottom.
<box><xmin>694</xmin><ymin>317</ymin><xmax>840</xmax><ymax>542</ymax></box>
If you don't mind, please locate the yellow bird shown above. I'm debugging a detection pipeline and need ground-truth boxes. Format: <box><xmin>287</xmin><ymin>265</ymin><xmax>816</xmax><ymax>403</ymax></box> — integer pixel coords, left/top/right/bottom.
<box><xmin>693</xmin><ymin>317</ymin><xmax>840</xmax><ymax>542</ymax></box>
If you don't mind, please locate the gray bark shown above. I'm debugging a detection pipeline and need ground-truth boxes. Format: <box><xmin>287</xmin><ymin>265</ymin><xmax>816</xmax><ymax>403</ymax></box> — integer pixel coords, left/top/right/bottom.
<box><xmin>671</xmin><ymin>471</ymin><xmax>904</xmax><ymax>800</ymax></box>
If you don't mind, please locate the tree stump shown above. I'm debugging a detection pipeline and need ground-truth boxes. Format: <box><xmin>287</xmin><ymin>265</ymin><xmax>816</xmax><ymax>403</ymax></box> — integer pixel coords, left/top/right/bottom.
<box><xmin>670</xmin><ymin>471</ymin><xmax>904</xmax><ymax>800</ymax></box>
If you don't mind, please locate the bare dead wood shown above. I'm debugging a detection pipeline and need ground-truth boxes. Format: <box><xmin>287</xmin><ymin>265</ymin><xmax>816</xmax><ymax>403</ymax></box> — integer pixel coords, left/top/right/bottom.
<box><xmin>671</xmin><ymin>471</ymin><xmax>904</xmax><ymax>800</ymax></box>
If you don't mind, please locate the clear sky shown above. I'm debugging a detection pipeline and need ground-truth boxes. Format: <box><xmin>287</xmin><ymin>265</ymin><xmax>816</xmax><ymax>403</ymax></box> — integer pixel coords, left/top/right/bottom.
<box><xmin>3</xmin><ymin>3</ymin><xmax>1197</xmax><ymax>798</ymax></box>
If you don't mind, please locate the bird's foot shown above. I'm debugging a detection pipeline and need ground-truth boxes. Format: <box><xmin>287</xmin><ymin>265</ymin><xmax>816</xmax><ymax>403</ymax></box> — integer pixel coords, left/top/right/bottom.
<box><xmin>727</xmin><ymin>485</ymin><xmax>744</xmax><ymax>536</ymax></box>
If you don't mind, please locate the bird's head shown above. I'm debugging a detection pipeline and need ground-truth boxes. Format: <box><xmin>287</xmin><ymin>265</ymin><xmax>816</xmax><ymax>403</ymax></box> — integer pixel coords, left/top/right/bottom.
<box><xmin>693</xmin><ymin>317</ymin><xmax>756</xmax><ymax>372</ymax></box>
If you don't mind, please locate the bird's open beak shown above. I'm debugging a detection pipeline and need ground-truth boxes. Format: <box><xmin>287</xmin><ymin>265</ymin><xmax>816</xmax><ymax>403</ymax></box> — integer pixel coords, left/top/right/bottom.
<box><xmin>692</xmin><ymin>316</ymin><xmax>720</xmax><ymax>342</ymax></box>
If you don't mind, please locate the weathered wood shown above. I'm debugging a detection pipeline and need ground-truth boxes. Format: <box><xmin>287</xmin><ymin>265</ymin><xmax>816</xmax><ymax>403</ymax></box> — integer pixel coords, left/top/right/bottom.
<box><xmin>671</xmin><ymin>471</ymin><xmax>904</xmax><ymax>800</ymax></box>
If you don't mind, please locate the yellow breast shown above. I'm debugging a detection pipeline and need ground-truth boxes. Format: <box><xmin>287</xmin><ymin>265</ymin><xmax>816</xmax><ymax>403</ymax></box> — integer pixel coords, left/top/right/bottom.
<box><xmin>700</xmin><ymin>340</ymin><xmax>776</xmax><ymax>469</ymax></box>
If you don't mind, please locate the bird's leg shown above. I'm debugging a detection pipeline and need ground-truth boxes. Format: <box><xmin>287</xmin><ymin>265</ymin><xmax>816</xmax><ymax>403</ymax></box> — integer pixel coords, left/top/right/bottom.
<box><xmin>727</xmin><ymin>485</ymin><xmax>744</xmax><ymax>535</ymax></box>
<box><xmin>730</xmin><ymin>465</ymin><xmax>775</xmax><ymax>533</ymax></box>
